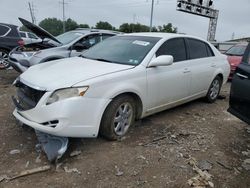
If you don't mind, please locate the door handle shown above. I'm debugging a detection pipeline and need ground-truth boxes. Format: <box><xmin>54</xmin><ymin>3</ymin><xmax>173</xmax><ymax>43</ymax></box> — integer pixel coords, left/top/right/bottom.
<box><xmin>236</xmin><ymin>73</ymin><xmax>248</xmax><ymax>79</ymax></box>
<box><xmin>183</xmin><ymin>68</ymin><xmax>191</xmax><ymax>73</ymax></box>
<box><xmin>211</xmin><ymin>63</ymin><xmax>216</xmax><ymax>67</ymax></box>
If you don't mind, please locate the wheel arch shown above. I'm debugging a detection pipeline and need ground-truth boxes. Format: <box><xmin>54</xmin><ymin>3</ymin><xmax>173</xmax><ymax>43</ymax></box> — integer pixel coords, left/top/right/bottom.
<box><xmin>106</xmin><ymin>91</ymin><xmax>143</xmax><ymax>120</ymax></box>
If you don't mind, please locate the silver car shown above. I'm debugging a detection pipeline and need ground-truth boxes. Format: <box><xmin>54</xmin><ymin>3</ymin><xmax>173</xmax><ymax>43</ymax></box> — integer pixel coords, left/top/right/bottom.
<box><xmin>9</xmin><ymin>18</ymin><xmax>118</xmax><ymax>72</ymax></box>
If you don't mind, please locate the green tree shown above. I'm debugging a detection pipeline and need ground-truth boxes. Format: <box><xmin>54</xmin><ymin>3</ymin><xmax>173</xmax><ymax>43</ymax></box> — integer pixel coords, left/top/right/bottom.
<box><xmin>65</xmin><ymin>18</ymin><xmax>78</xmax><ymax>31</ymax></box>
<box><xmin>39</xmin><ymin>18</ymin><xmax>63</xmax><ymax>36</ymax></box>
<box><xmin>119</xmin><ymin>23</ymin><xmax>149</xmax><ymax>33</ymax></box>
<box><xmin>78</xmin><ymin>24</ymin><xmax>90</xmax><ymax>28</ymax></box>
<box><xmin>158</xmin><ymin>23</ymin><xmax>177</xmax><ymax>33</ymax></box>
<box><xmin>19</xmin><ymin>25</ymin><xmax>29</xmax><ymax>32</ymax></box>
<box><xmin>95</xmin><ymin>21</ymin><xmax>113</xmax><ymax>30</ymax></box>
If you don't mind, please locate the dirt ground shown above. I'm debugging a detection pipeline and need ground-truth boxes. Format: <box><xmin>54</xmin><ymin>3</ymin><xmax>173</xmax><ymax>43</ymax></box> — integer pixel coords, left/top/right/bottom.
<box><xmin>0</xmin><ymin>69</ymin><xmax>250</xmax><ymax>188</ymax></box>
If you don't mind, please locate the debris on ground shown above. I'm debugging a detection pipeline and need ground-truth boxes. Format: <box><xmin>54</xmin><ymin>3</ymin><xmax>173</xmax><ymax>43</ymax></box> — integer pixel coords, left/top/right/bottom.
<box><xmin>242</xmin><ymin>150</ymin><xmax>250</xmax><ymax>157</ymax></box>
<box><xmin>242</xmin><ymin>159</ymin><xmax>250</xmax><ymax>171</ymax></box>
<box><xmin>187</xmin><ymin>157</ymin><xmax>214</xmax><ymax>188</ymax></box>
<box><xmin>198</xmin><ymin>160</ymin><xmax>213</xmax><ymax>171</ymax></box>
<box><xmin>9</xmin><ymin>149</ymin><xmax>20</xmax><ymax>155</ymax></box>
<box><xmin>35</xmin><ymin>154</ymin><xmax>42</xmax><ymax>163</ymax></box>
<box><xmin>1</xmin><ymin>165</ymin><xmax>51</xmax><ymax>182</ymax></box>
<box><xmin>69</xmin><ymin>150</ymin><xmax>82</xmax><ymax>157</ymax></box>
<box><xmin>115</xmin><ymin>166</ymin><xmax>124</xmax><ymax>176</ymax></box>
<box><xmin>216</xmin><ymin>161</ymin><xmax>233</xmax><ymax>171</ymax></box>
<box><xmin>0</xmin><ymin>175</ymin><xmax>8</xmax><ymax>182</ymax></box>
<box><xmin>63</xmin><ymin>167</ymin><xmax>81</xmax><ymax>175</ymax></box>
<box><xmin>35</xmin><ymin>131</ymin><xmax>69</xmax><ymax>162</ymax></box>
<box><xmin>25</xmin><ymin>161</ymin><xmax>30</xmax><ymax>168</ymax></box>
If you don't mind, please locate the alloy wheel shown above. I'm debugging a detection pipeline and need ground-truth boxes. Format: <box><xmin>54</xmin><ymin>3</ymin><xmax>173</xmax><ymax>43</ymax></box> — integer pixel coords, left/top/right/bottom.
<box><xmin>113</xmin><ymin>102</ymin><xmax>133</xmax><ymax>136</ymax></box>
<box><xmin>0</xmin><ymin>51</ymin><xmax>9</xmax><ymax>69</ymax></box>
<box><xmin>209</xmin><ymin>79</ymin><xmax>220</xmax><ymax>100</ymax></box>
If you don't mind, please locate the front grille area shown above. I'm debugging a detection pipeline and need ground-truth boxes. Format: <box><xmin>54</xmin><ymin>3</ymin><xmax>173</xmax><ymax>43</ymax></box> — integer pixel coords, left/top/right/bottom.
<box><xmin>14</xmin><ymin>82</ymin><xmax>46</xmax><ymax>111</ymax></box>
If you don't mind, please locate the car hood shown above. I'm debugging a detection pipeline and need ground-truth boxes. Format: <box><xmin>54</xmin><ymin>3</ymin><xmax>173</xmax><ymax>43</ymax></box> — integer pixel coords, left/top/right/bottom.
<box><xmin>227</xmin><ymin>56</ymin><xmax>243</xmax><ymax>66</ymax></box>
<box><xmin>18</xmin><ymin>17</ymin><xmax>61</xmax><ymax>44</ymax></box>
<box><xmin>19</xmin><ymin>57</ymin><xmax>134</xmax><ymax>91</ymax></box>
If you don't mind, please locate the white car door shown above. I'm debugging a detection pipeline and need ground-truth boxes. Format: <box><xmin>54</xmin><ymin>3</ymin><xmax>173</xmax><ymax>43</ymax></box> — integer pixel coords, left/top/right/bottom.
<box><xmin>185</xmin><ymin>38</ymin><xmax>216</xmax><ymax>96</ymax></box>
<box><xmin>146</xmin><ymin>38</ymin><xmax>191</xmax><ymax>111</ymax></box>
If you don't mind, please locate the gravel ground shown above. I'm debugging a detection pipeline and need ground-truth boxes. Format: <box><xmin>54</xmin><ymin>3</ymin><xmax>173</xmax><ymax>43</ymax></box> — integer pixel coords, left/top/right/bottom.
<box><xmin>0</xmin><ymin>69</ymin><xmax>250</xmax><ymax>188</ymax></box>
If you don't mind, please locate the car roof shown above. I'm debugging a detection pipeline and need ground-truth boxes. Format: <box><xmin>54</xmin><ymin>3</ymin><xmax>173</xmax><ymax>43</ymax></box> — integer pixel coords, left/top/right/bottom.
<box><xmin>71</xmin><ymin>28</ymin><xmax>122</xmax><ymax>35</ymax></box>
<box><xmin>0</xmin><ymin>23</ymin><xmax>18</xmax><ymax>29</ymax></box>
<box><xmin>125</xmin><ymin>32</ymin><xmax>209</xmax><ymax>42</ymax></box>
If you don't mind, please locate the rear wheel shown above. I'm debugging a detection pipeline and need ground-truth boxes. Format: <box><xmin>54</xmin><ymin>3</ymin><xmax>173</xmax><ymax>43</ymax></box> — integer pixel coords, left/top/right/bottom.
<box><xmin>100</xmin><ymin>95</ymin><xmax>136</xmax><ymax>140</ymax></box>
<box><xmin>205</xmin><ymin>76</ymin><xmax>222</xmax><ymax>103</ymax></box>
<box><xmin>0</xmin><ymin>49</ymin><xmax>10</xmax><ymax>69</ymax></box>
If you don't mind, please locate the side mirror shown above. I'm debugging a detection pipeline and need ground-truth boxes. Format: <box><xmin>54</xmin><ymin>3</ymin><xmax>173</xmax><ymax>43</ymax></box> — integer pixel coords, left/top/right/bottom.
<box><xmin>148</xmin><ymin>55</ymin><xmax>174</xmax><ymax>67</ymax></box>
<box><xmin>72</xmin><ymin>43</ymin><xmax>90</xmax><ymax>52</ymax></box>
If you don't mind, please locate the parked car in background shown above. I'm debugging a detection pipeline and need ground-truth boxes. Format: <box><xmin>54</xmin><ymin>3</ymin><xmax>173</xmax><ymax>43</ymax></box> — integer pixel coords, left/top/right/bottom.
<box><xmin>19</xmin><ymin>31</ymin><xmax>41</xmax><ymax>44</ymax></box>
<box><xmin>12</xmin><ymin>33</ymin><xmax>230</xmax><ymax>140</ymax></box>
<box><xmin>228</xmin><ymin>42</ymin><xmax>250</xmax><ymax>125</ymax></box>
<box><xmin>9</xmin><ymin>18</ymin><xmax>119</xmax><ymax>73</ymax></box>
<box><xmin>0</xmin><ymin>23</ymin><xmax>24</xmax><ymax>69</ymax></box>
<box><xmin>211</xmin><ymin>41</ymin><xmax>238</xmax><ymax>54</ymax></box>
<box><xmin>225</xmin><ymin>43</ymin><xmax>248</xmax><ymax>79</ymax></box>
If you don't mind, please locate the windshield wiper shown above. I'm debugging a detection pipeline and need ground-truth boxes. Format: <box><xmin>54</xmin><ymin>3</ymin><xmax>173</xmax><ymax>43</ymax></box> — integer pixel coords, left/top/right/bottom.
<box><xmin>94</xmin><ymin>58</ymin><xmax>113</xmax><ymax>63</ymax></box>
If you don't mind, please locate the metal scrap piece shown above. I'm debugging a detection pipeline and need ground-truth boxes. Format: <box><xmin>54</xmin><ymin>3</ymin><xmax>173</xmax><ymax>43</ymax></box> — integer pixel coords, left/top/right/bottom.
<box><xmin>35</xmin><ymin>131</ymin><xmax>69</xmax><ymax>162</ymax></box>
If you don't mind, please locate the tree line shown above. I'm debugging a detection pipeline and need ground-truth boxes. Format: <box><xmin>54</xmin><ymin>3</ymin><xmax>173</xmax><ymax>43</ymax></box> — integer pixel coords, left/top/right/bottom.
<box><xmin>21</xmin><ymin>18</ymin><xmax>177</xmax><ymax>36</ymax></box>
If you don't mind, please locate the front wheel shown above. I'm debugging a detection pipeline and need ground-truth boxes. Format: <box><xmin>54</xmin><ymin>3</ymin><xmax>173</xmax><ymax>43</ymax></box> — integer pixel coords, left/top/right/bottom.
<box><xmin>205</xmin><ymin>76</ymin><xmax>222</xmax><ymax>103</ymax></box>
<box><xmin>100</xmin><ymin>95</ymin><xmax>136</xmax><ymax>140</ymax></box>
<box><xmin>0</xmin><ymin>49</ymin><xmax>10</xmax><ymax>69</ymax></box>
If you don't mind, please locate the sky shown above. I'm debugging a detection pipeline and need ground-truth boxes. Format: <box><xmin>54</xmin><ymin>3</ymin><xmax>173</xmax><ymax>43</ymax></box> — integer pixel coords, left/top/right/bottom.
<box><xmin>0</xmin><ymin>0</ymin><xmax>249</xmax><ymax>41</ymax></box>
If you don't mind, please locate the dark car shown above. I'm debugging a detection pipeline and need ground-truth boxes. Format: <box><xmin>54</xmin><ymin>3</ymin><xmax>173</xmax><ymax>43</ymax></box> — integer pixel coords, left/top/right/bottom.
<box><xmin>228</xmin><ymin>42</ymin><xmax>250</xmax><ymax>125</ymax></box>
<box><xmin>0</xmin><ymin>23</ymin><xmax>24</xmax><ymax>69</ymax></box>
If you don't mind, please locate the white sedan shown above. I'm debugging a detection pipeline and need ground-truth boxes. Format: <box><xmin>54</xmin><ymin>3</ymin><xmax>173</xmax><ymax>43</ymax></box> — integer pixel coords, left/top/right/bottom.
<box><xmin>12</xmin><ymin>33</ymin><xmax>230</xmax><ymax>140</ymax></box>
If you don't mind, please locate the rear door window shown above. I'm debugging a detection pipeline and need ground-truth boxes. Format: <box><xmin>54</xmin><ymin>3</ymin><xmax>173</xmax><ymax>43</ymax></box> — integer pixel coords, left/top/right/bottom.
<box><xmin>20</xmin><ymin>32</ymin><xmax>26</xmax><ymax>38</ymax></box>
<box><xmin>187</xmin><ymin>38</ymin><xmax>209</xmax><ymax>59</ymax></box>
<box><xmin>0</xmin><ymin>25</ymin><xmax>10</xmax><ymax>36</ymax></box>
<box><xmin>28</xmin><ymin>33</ymin><xmax>38</xmax><ymax>39</ymax></box>
<box><xmin>156</xmin><ymin>38</ymin><xmax>187</xmax><ymax>62</ymax></box>
<box><xmin>242</xmin><ymin>43</ymin><xmax>250</xmax><ymax>65</ymax></box>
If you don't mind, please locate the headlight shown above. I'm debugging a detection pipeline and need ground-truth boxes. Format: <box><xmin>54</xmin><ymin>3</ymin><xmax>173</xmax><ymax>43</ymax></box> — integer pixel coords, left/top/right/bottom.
<box><xmin>46</xmin><ymin>87</ymin><xmax>89</xmax><ymax>105</ymax></box>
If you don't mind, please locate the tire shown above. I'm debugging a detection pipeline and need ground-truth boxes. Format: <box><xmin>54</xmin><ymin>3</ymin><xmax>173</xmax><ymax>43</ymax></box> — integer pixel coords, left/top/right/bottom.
<box><xmin>0</xmin><ymin>49</ymin><xmax>10</xmax><ymax>69</ymax></box>
<box><xmin>205</xmin><ymin>76</ymin><xmax>222</xmax><ymax>103</ymax></box>
<box><xmin>100</xmin><ymin>95</ymin><xmax>136</xmax><ymax>140</ymax></box>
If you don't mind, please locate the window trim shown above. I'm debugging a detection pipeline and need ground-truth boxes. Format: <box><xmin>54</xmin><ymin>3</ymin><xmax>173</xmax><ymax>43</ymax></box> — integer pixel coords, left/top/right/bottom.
<box><xmin>0</xmin><ymin>24</ymin><xmax>11</xmax><ymax>37</ymax></box>
<box><xmin>155</xmin><ymin>37</ymin><xmax>188</xmax><ymax>63</ymax></box>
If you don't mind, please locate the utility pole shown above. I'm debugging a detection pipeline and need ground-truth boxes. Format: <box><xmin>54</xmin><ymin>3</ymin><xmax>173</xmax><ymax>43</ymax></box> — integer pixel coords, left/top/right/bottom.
<box><xmin>28</xmin><ymin>2</ymin><xmax>36</xmax><ymax>24</ymax></box>
<box><xmin>149</xmin><ymin>0</ymin><xmax>155</xmax><ymax>32</ymax></box>
<box><xmin>60</xmin><ymin>0</ymin><xmax>67</xmax><ymax>33</ymax></box>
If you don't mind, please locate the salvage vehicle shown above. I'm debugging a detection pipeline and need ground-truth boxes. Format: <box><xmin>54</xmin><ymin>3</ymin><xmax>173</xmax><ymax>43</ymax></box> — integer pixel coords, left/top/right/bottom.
<box><xmin>19</xmin><ymin>31</ymin><xmax>41</xmax><ymax>44</ymax></box>
<box><xmin>0</xmin><ymin>23</ymin><xmax>24</xmax><ymax>69</ymax></box>
<box><xmin>9</xmin><ymin>18</ymin><xmax>118</xmax><ymax>73</ymax></box>
<box><xmin>12</xmin><ymin>33</ymin><xmax>230</xmax><ymax>141</ymax></box>
<box><xmin>225</xmin><ymin>43</ymin><xmax>248</xmax><ymax>80</ymax></box>
<box><xmin>228</xmin><ymin>42</ymin><xmax>250</xmax><ymax>125</ymax></box>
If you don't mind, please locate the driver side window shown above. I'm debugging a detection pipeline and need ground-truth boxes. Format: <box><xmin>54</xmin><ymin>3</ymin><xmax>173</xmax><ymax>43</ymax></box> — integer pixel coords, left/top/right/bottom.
<box><xmin>79</xmin><ymin>34</ymin><xmax>101</xmax><ymax>48</ymax></box>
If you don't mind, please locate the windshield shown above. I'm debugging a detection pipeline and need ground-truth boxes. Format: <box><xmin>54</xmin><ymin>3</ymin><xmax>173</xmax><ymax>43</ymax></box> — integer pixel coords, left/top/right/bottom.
<box><xmin>226</xmin><ymin>45</ymin><xmax>247</xmax><ymax>56</ymax></box>
<box><xmin>56</xmin><ymin>31</ymin><xmax>83</xmax><ymax>45</ymax></box>
<box><xmin>82</xmin><ymin>35</ymin><xmax>161</xmax><ymax>65</ymax></box>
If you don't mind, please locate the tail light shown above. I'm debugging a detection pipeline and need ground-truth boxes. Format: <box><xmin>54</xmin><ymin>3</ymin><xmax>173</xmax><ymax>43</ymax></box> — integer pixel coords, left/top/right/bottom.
<box><xmin>18</xmin><ymin>39</ymin><xmax>25</xmax><ymax>46</ymax></box>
